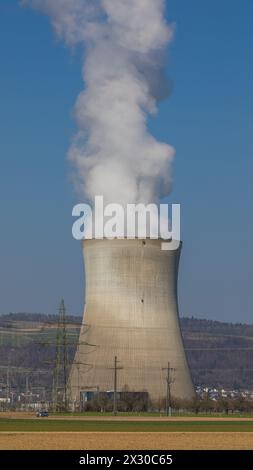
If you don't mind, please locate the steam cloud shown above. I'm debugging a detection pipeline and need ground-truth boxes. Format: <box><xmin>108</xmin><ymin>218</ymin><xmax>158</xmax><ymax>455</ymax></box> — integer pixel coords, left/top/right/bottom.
<box><xmin>22</xmin><ymin>0</ymin><xmax>175</xmax><ymax>206</ymax></box>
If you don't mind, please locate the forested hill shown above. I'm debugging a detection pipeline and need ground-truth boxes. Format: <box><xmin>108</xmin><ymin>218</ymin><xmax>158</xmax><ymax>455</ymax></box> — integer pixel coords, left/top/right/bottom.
<box><xmin>0</xmin><ymin>313</ymin><xmax>253</xmax><ymax>390</ymax></box>
<box><xmin>181</xmin><ymin>316</ymin><xmax>253</xmax><ymax>337</ymax></box>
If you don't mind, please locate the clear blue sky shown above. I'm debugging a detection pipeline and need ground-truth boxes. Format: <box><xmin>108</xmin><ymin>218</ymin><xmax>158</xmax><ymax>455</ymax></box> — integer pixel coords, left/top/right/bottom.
<box><xmin>0</xmin><ymin>0</ymin><xmax>252</xmax><ymax>322</ymax></box>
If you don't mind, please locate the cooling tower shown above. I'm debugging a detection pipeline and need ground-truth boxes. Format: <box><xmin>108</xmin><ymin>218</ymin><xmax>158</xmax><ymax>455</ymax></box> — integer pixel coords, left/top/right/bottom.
<box><xmin>69</xmin><ymin>239</ymin><xmax>195</xmax><ymax>403</ymax></box>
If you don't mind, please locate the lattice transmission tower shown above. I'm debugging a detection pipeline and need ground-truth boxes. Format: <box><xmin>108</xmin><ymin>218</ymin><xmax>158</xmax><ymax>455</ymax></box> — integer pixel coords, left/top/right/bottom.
<box><xmin>52</xmin><ymin>299</ymin><xmax>69</xmax><ymax>411</ymax></box>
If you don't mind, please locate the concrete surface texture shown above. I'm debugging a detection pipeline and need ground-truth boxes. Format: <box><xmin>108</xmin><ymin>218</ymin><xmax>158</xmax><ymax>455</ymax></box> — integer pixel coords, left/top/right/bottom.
<box><xmin>69</xmin><ymin>239</ymin><xmax>195</xmax><ymax>403</ymax></box>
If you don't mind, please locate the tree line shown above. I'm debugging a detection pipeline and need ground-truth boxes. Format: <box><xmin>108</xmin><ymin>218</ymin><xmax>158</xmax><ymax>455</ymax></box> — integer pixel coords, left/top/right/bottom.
<box><xmin>81</xmin><ymin>393</ymin><xmax>253</xmax><ymax>415</ymax></box>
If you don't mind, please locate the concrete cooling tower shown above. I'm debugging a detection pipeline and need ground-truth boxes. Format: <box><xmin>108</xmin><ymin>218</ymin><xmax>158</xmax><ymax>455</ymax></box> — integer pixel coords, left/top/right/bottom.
<box><xmin>69</xmin><ymin>239</ymin><xmax>195</xmax><ymax>404</ymax></box>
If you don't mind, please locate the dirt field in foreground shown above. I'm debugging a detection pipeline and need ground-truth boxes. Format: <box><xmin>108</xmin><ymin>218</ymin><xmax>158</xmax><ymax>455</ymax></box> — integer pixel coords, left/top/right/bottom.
<box><xmin>1</xmin><ymin>432</ymin><xmax>253</xmax><ymax>450</ymax></box>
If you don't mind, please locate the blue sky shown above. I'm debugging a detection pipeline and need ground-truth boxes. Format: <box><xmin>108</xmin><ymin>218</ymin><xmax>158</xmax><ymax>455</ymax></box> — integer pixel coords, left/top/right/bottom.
<box><xmin>0</xmin><ymin>0</ymin><xmax>252</xmax><ymax>322</ymax></box>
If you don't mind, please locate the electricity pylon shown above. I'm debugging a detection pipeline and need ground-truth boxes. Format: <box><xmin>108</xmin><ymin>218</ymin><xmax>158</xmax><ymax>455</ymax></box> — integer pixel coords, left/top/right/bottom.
<box><xmin>52</xmin><ymin>299</ymin><xmax>69</xmax><ymax>412</ymax></box>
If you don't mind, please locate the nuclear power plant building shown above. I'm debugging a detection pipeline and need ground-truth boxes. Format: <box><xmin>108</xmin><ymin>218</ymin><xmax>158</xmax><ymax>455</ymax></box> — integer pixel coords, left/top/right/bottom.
<box><xmin>69</xmin><ymin>238</ymin><xmax>195</xmax><ymax>404</ymax></box>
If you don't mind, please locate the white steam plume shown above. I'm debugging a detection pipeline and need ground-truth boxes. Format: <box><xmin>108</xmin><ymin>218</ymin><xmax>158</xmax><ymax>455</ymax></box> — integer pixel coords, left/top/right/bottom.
<box><xmin>22</xmin><ymin>0</ymin><xmax>175</xmax><ymax>206</ymax></box>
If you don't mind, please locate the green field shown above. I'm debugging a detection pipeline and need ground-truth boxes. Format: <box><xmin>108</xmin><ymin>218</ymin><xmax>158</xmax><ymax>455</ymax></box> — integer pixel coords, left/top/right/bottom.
<box><xmin>51</xmin><ymin>411</ymin><xmax>253</xmax><ymax>418</ymax></box>
<box><xmin>1</xmin><ymin>419</ymin><xmax>253</xmax><ymax>433</ymax></box>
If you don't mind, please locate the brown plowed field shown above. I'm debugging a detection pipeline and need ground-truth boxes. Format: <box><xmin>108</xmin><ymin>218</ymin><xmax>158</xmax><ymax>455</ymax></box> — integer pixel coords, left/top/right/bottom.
<box><xmin>1</xmin><ymin>431</ymin><xmax>253</xmax><ymax>450</ymax></box>
<box><xmin>1</xmin><ymin>413</ymin><xmax>253</xmax><ymax>450</ymax></box>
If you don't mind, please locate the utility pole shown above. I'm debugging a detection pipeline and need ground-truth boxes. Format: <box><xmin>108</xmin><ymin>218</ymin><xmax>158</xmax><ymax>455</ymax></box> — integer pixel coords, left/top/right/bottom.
<box><xmin>77</xmin><ymin>362</ymin><xmax>80</xmax><ymax>412</ymax></box>
<box><xmin>113</xmin><ymin>356</ymin><xmax>117</xmax><ymax>416</ymax></box>
<box><xmin>162</xmin><ymin>362</ymin><xmax>175</xmax><ymax>417</ymax></box>
<box><xmin>109</xmin><ymin>356</ymin><xmax>123</xmax><ymax>416</ymax></box>
<box><xmin>62</xmin><ymin>302</ymin><xmax>68</xmax><ymax>412</ymax></box>
<box><xmin>6</xmin><ymin>367</ymin><xmax>10</xmax><ymax>410</ymax></box>
<box><xmin>25</xmin><ymin>375</ymin><xmax>30</xmax><ymax>411</ymax></box>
